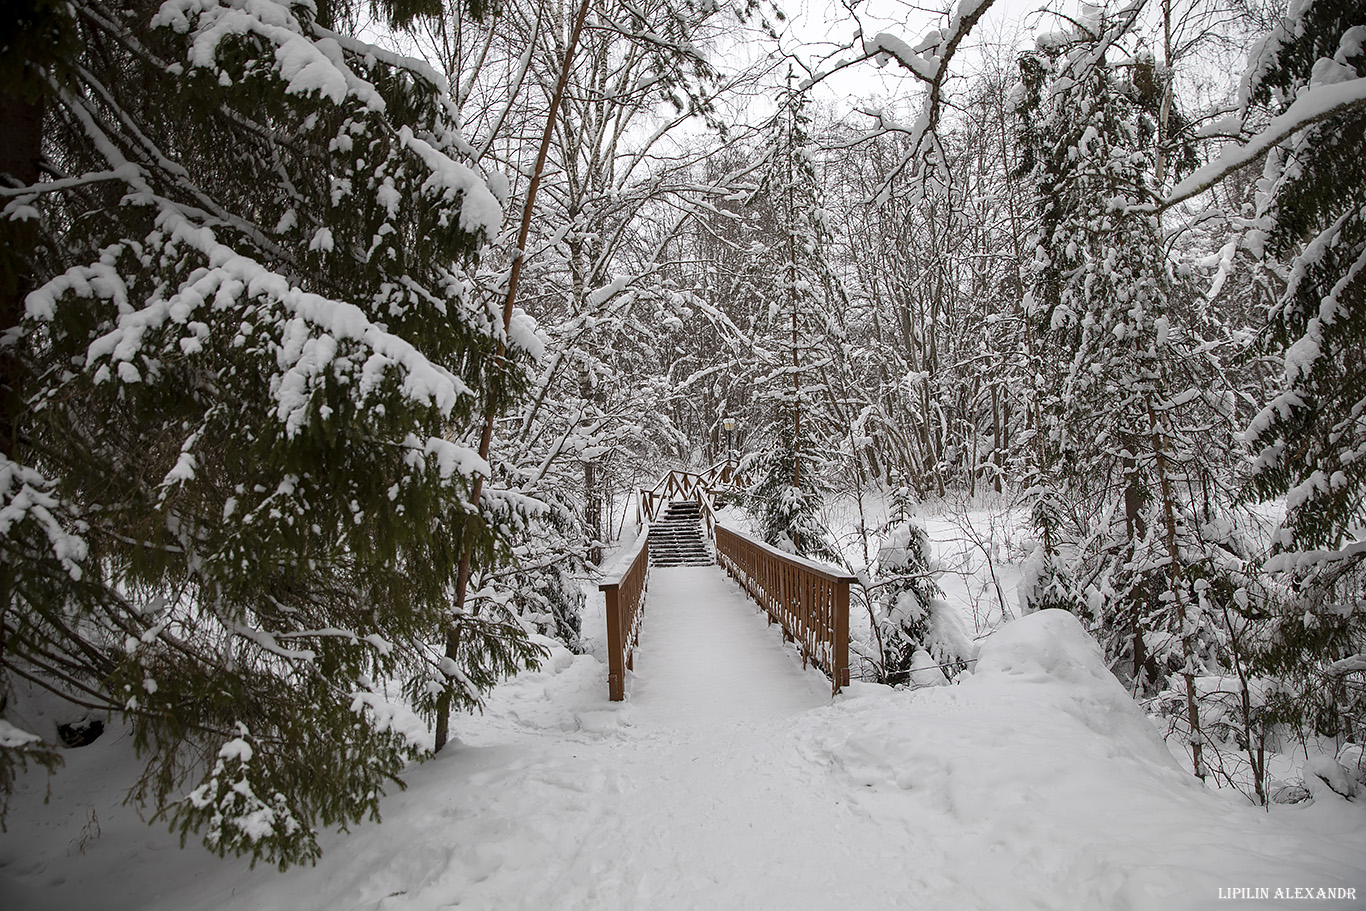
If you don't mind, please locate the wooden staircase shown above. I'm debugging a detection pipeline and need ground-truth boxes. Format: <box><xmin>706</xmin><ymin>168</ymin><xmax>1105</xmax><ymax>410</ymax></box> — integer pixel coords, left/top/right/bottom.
<box><xmin>648</xmin><ymin>501</ymin><xmax>714</xmax><ymax>567</ymax></box>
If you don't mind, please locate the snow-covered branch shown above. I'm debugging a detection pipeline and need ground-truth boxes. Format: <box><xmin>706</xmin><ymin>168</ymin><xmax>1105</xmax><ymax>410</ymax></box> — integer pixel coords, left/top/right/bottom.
<box><xmin>1157</xmin><ymin>79</ymin><xmax>1366</xmax><ymax>212</ymax></box>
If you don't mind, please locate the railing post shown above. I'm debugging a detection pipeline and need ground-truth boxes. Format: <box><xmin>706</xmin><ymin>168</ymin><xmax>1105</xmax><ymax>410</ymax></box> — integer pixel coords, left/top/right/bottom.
<box><xmin>604</xmin><ymin>585</ymin><xmax>625</xmax><ymax>702</ymax></box>
<box><xmin>834</xmin><ymin>578</ymin><xmax>850</xmax><ymax>694</ymax></box>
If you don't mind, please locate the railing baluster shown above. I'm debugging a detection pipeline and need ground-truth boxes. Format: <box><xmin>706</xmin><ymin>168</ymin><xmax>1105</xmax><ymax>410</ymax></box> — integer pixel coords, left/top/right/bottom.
<box><xmin>834</xmin><ymin>577</ymin><xmax>850</xmax><ymax>689</ymax></box>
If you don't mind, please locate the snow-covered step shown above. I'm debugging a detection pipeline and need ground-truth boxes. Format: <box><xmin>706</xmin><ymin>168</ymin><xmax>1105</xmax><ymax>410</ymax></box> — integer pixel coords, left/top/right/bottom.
<box><xmin>649</xmin><ymin>501</ymin><xmax>713</xmax><ymax>567</ymax></box>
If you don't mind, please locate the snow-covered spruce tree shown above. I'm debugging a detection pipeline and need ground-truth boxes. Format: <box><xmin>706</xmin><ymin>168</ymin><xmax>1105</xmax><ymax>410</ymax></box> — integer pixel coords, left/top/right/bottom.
<box><xmin>1241</xmin><ymin>0</ymin><xmax>1366</xmax><ymax>741</ymax></box>
<box><xmin>1014</xmin><ymin>6</ymin><xmax>1237</xmax><ymax>777</ymax></box>
<box><xmin>747</xmin><ymin>430</ymin><xmax>837</xmax><ymax>559</ymax></box>
<box><xmin>1017</xmin><ymin>490</ymin><xmax>1088</xmax><ymax>617</ymax></box>
<box><xmin>741</xmin><ymin>79</ymin><xmax>843</xmax><ymax>562</ymax></box>
<box><xmin>874</xmin><ymin>517</ymin><xmax>970</xmax><ymax>686</ymax></box>
<box><xmin>0</xmin><ymin>0</ymin><xmax>544</xmax><ymax>867</ymax></box>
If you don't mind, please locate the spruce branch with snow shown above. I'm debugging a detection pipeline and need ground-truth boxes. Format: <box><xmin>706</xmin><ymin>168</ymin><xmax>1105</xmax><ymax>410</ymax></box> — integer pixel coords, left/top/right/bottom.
<box><xmin>0</xmin><ymin>0</ymin><xmax>545</xmax><ymax>867</ymax></box>
<box><xmin>1239</xmin><ymin>0</ymin><xmax>1366</xmax><ymax>742</ymax></box>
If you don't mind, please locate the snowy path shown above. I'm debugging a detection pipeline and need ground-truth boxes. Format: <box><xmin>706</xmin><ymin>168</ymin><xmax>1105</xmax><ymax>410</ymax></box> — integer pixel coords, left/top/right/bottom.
<box><xmin>4</xmin><ymin>571</ymin><xmax>1365</xmax><ymax>910</ymax></box>
<box><xmin>102</xmin><ymin>566</ymin><xmax>901</xmax><ymax>911</ymax></box>
<box><xmin>628</xmin><ymin>566</ymin><xmax>829</xmax><ymax>724</ymax></box>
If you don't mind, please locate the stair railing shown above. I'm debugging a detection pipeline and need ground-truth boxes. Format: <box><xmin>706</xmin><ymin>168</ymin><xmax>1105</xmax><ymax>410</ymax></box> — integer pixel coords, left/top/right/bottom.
<box><xmin>713</xmin><ymin>524</ymin><xmax>852</xmax><ymax>696</ymax></box>
<box><xmin>636</xmin><ymin>461</ymin><xmax>742</xmax><ymax>528</ymax></box>
<box><xmin>598</xmin><ymin>532</ymin><xmax>649</xmax><ymax>701</ymax></box>
<box><xmin>695</xmin><ymin>485</ymin><xmax>718</xmax><ymax>542</ymax></box>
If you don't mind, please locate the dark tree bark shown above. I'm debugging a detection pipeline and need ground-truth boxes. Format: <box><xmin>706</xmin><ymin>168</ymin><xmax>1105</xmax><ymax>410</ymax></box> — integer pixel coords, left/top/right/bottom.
<box><xmin>0</xmin><ymin>90</ymin><xmax>44</xmax><ymax>458</ymax></box>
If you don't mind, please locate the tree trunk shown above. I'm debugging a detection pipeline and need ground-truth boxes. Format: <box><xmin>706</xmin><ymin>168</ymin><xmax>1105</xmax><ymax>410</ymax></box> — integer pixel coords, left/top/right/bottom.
<box><xmin>436</xmin><ymin>0</ymin><xmax>593</xmax><ymax>752</ymax></box>
<box><xmin>990</xmin><ymin>383</ymin><xmax>1001</xmax><ymax>493</ymax></box>
<box><xmin>1146</xmin><ymin>398</ymin><xmax>1206</xmax><ymax>781</ymax></box>
<box><xmin>0</xmin><ymin>92</ymin><xmax>44</xmax><ymax>459</ymax></box>
<box><xmin>785</xmin><ymin>95</ymin><xmax>801</xmax><ymax>491</ymax></box>
<box><xmin>1122</xmin><ymin>448</ymin><xmax>1148</xmax><ymax>694</ymax></box>
<box><xmin>585</xmin><ymin>459</ymin><xmax>602</xmax><ymax>565</ymax></box>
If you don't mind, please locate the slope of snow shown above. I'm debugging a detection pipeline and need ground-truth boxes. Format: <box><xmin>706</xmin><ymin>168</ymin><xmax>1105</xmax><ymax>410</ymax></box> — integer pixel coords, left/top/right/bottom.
<box><xmin>803</xmin><ymin>611</ymin><xmax>1365</xmax><ymax>909</ymax></box>
<box><xmin>3</xmin><ymin>574</ymin><xmax>1364</xmax><ymax>910</ymax></box>
<box><xmin>0</xmin><ymin>687</ymin><xmax>242</xmax><ymax>910</ymax></box>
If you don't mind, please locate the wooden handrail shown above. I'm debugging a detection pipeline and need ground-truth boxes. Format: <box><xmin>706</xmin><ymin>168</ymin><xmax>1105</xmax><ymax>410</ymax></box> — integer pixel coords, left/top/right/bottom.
<box><xmin>636</xmin><ymin>461</ymin><xmax>742</xmax><ymax>526</ymax></box>
<box><xmin>713</xmin><ymin>524</ymin><xmax>851</xmax><ymax>695</ymax></box>
<box><xmin>599</xmin><ymin>533</ymin><xmax>650</xmax><ymax>701</ymax></box>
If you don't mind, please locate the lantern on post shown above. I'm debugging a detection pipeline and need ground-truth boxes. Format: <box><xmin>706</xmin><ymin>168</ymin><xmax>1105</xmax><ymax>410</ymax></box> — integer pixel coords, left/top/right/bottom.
<box><xmin>722</xmin><ymin>416</ymin><xmax>737</xmax><ymax>481</ymax></box>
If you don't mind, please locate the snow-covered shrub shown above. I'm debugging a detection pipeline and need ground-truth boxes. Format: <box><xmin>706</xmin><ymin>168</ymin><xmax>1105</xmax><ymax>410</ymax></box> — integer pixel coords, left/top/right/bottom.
<box><xmin>1018</xmin><ymin>540</ymin><xmax>1085</xmax><ymax>618</ymax></box>
<box><xmin>1302</xmin><ymin>755</ymin><xmax>1359</xmax><ymax>801</ymax></box>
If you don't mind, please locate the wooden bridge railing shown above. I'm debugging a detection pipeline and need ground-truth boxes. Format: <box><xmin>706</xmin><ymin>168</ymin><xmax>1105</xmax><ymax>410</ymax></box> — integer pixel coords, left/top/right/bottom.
<box><xmin>599</xmin><ymin>532</ymin><xmax>650</xmax><ymax>701</ymax></box>
<box><xmin>637</xmin><ymin>460</ymin><xmax>742</xmax><ymax>525</ymax></box>
<box><xmin>714</xmin><ymin>524</ymin><xmax>852</xmax><ymax>695</ymax></box>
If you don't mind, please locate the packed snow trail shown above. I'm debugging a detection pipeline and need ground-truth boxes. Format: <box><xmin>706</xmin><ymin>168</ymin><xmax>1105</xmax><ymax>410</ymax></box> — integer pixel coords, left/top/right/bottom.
<box><xmin>628</xmin><ymin>566</ymin><xmax>830</xmax><ymax>723</ymax></box>
<box><xmin>3</xmin><ymin>574</ymin><xmax>1365</xmax><ymax>910</ymax></box>
<box><xmin>190</xmin><ymin>567</ymin><xmax>908</xmax><ymax>910</ymax></box>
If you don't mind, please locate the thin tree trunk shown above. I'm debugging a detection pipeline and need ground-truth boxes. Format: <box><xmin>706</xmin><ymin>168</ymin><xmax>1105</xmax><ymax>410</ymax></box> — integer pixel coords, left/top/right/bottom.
<box><xmin>0</xmin><ymin>92</ymin><xmax>44</xmax><ymax>459</ymax></box>
<box><xmin>1219</xmin><ymin>596</ymin><xmax>1267</xmax><ymax>805</ymax></box>
<box><xmin>785</xmin><ymin>94</ymin><xmax>801</xmax><ymax>490</ymax></box>
<box><xmin>1146</xmin><ymin>397</ymin><xmax>1206</xmax><ymax>781</ymax></box>
<box><xmin>969</xmin><ymin>375</ymin><xmax>980</xmax><ymax>498</ymax></box>
<box><xmin>1155</xmin><ymin>0</ymin><xmax>1175</xmax><ymax>188</ymax></box>
<box><xmin>1121</xmin><ymin>447</ymin><xmax>1147</xmax><ymax>694</ymax></box>
<box><xmin>435</xmin><ymin>0</ymin><xmax>593</xmax><ymax>752</ymax></box>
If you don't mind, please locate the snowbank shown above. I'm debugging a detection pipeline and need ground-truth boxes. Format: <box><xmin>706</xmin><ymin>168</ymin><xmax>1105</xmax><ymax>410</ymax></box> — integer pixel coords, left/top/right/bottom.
<box><xmin>800</xmin><ymin>610</ymin><xmax>1365</xmax><ymax>910</ymax></box>
<box><xmin>973</xmin><ymin>608</ymin><xmax>1177</xmax><ymax>766</ymax></box>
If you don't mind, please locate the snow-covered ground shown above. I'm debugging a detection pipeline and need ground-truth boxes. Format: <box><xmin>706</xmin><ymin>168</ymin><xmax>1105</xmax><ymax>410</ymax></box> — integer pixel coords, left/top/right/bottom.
<box><xmin>4</xmin><ymin>558</ymin><xmax>1364</xmax><ymax>910</ymax></box>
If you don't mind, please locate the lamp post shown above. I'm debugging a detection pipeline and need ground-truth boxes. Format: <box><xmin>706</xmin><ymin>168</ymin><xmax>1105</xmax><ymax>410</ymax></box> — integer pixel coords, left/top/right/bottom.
<box><xmin>722</xmin><ymin>416</ymin><xmax>736</xmax><ymax>480</ymax></box>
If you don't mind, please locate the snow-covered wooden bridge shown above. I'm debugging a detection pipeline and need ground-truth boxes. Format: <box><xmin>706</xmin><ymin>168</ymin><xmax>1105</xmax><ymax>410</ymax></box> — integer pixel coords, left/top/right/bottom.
<box><xmin>599</xmin><ymin>467</ymin><xmax>854</xmax><ymax>703</ymax></box>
